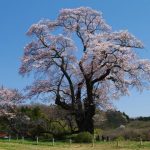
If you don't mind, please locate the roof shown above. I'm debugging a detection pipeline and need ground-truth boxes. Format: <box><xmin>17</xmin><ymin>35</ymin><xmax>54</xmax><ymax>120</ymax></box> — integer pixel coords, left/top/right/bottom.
<box><xmin>0</xmin><ymin>132</ymin><xmax>8</xmax><ymax>138</ymax></box>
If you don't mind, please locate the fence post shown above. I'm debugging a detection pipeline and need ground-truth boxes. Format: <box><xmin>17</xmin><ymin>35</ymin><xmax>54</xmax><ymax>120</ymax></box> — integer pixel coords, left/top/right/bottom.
<box><xmin>140</xmin><ymin>138</ymin><xmax>143</xmax><ymax>146</ymax></box>
<box><xmin>92</xmin><ymin>138</ymin><xmax>94</xmax><ymax>147</ymax></box>
<box><xmin>52</xmin><ymin>138</ymin><xmax>55</xmax><ymax>146</ymax></box>
<box><xmin>9</xmin><ymin>135</ymin><xmax>11</xmax><ymax>142</ymax></box>
<box><xmin>92</xmin><ymin>134</ymin><xmax>95</xmax><ymax>147</ymax></box>
<box><xmin>16</xmin><ymin>134</ymin><xmax>18</xmax><ymax>141</ymax></box>
<box><xmin>70</xmin><ymin>139</ymin><xmax>72</xmax><ymax>146</ymax></box>
<box><xmin>36</xmin><ymin>136</ymin><xmax>39</xmax><ymax>145</ymax></box>
<box><xmin>116</xmin><ymin>140</ymin><xmax>119</xmax><ymax>147</ymax></box>
<box><xmin>22</xmin><ymin>136</ymin><xmax>24</xmax><ymax>143</ymax></box>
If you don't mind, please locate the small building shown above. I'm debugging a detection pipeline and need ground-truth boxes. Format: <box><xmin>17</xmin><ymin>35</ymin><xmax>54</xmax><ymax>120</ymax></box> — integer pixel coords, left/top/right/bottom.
<box><xmin>0</xmin><ymin>132</ymin><xmax>8</xmax><ymax>138</ymax></box>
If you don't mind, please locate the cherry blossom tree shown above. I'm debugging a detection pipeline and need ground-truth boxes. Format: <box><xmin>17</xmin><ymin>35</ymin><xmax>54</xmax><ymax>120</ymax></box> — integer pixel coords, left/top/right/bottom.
<box><xmin>0</xmin><ymin>86</ymin><xmax>22</xmax><ymax>115</ymax></box>
<box><xmin>20</xmin><ymin>7</ymin><xmax>150</xmax><ymax>133</ymax></box>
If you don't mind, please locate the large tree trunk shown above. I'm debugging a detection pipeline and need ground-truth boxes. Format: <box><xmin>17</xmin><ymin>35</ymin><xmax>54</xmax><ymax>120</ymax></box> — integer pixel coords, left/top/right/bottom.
<box><xmin>75</xmin><ymin>99</ymin><xmax>95</xmax><ymax>134</ymax></box>
<box><xmin>55</xmin><ymin>76</ymin><xmax>96</xmax><ymax>134</ymax></box>
<box><xmin>56</xmin><ymin>96</ymin><xmax>95</xmax><ymax>134</ymax></box>
<box><xmin>74</xmin><ymin>79</ymin><xmax>96</xmax><ymax>134</ymax></box>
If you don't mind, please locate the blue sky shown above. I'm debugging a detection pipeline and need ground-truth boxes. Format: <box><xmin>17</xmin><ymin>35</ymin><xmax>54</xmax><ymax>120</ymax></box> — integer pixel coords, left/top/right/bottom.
<box><xmin>0</xmin><ymin>0</ymin><xmax>150</xmax><ymax>117</ymax></box>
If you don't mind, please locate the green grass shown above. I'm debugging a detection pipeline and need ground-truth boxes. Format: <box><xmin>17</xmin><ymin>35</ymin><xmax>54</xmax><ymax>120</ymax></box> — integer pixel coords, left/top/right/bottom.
<box><xmin>0</xmin><ymin>139</ymin><xmax>150</xmax><ymax>150</ymax></box>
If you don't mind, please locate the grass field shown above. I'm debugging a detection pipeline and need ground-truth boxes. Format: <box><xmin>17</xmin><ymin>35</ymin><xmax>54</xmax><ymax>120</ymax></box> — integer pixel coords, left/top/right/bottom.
<box><xmin>0</xmin><ymin>140</ymin><xmax>150</xmax><ymax>150</ymax></box>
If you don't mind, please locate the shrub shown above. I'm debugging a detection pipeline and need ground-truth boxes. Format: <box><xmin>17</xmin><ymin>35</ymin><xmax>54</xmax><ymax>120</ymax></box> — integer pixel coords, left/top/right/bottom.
<box><xmin>94</xmin><ymin>128</ymin><xmax>103</xmax><ymax>141</ymax></box>
<box><xmin>39</xmin><ymin>133</ymin><xmax>53</xmax><ymax>141</ymax></box>
<box><xmin>102</xmin><ymin>128</ymin><xmax>150</xmax><ymax>141</ymax></box>
<box><xmin>116</xmin><ymin>136</ymin><xmax>125</xmax><ymax>141</ymax></box>
<box><xmin>74</xmin><ymin>132</ymin><xmax>93</xmax><ymax>143</ymax></box>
